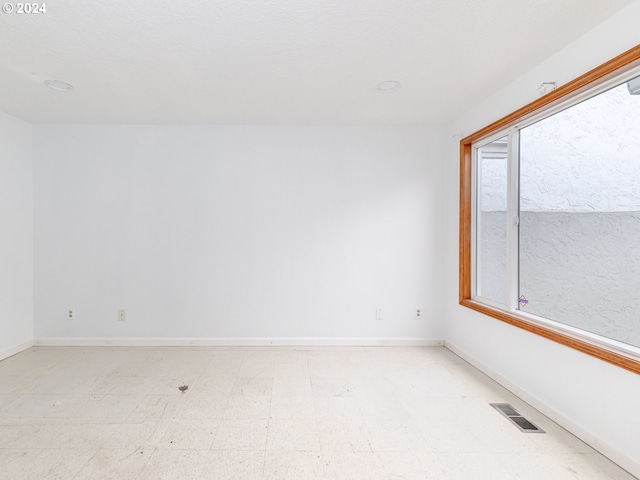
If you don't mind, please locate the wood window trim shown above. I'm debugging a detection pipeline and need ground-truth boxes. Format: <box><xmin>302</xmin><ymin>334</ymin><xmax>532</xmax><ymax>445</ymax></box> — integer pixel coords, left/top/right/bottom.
<box><xmin>459</xmin><ymin>44</ymin><xmax>640</xmax><ymax>376</ymax></box>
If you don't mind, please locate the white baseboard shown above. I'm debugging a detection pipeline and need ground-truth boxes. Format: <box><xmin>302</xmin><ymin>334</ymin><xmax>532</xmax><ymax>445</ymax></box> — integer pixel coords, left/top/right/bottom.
<box><xmin>0</xmin><ymin>340</ymin><xmax>35</xmax><ymax>361</ymax></box>
<box><xmin>34</xmin><ymin>337</ymin><xmax>444</xmax><ymax>347</ymax></box>
<box><xmin>444</xmin><ymin>340</ymin><xmax>640</xmax><ymax>479</ymax></box>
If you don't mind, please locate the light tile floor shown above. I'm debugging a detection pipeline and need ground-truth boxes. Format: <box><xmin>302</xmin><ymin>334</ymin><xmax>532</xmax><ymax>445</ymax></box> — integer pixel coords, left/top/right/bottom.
<box><xmin>0</xmin><ymin>346</ymin><xmax>636</xmax><ymax>480</ymax></box>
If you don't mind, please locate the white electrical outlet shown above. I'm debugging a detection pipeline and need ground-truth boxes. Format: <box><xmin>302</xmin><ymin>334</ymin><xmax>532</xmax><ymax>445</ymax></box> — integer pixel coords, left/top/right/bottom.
<box><xmin>415</xmin><ymin>307</ymin><xmax>422</xmax><ymax>319</ymax></box>
<box><xmin>376</xmin><ymin>307</ymin><xmax>383</xmax><ymax>321</ymax></box>
<box><xmin>117</xmin><ymin>309</ymin><xmax>126</xmax><ymax>322</ymax></box>
<box><xmin>67</xmin><ymin>308</ymin><xmax>75</xmax><ymax>320</ymax></box>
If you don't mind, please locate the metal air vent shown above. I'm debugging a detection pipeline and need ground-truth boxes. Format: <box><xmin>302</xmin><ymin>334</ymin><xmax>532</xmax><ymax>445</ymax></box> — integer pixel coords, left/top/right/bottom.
<box><xmin>490</xmin><ymin>403</ymin><xmax>545</xmax><ymax>433</ymax></box>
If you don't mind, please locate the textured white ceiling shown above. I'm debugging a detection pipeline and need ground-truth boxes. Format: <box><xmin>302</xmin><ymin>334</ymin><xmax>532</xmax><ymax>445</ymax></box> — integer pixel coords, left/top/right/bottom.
<box><xmin>0</xmin><ymin>0</ymin><xmax>634</xmax><ymax>124</ymax></box>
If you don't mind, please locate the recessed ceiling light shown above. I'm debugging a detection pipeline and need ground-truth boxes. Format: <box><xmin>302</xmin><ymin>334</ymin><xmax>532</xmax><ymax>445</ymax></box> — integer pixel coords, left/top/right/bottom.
<box><xmin>376</xmin><ymin>80</ymin><xmax>401</xmax><ymax>93</ymax></box>
<box><xmin>44</xmin><ymin>79</ymin><xmax>74</xmax><ymax>93</ymax></box>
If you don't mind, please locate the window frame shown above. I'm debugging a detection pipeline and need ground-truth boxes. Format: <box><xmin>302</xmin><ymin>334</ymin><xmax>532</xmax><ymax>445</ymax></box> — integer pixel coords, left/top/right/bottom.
<box><xmin>459</xmin><ymin>44</ymin><xmax>640</xmax><ymax>375</ymax></box>
<box><xmin>472</xmin><ymin>132</ymin><xmax>510</xmax><ymax>308</ymax></box>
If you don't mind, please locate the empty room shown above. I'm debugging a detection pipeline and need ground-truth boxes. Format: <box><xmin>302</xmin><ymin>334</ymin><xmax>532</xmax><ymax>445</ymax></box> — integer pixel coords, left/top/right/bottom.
<box><xmin>1</xmin><ymin>1</ymin><xmax>640</xmax><ymax>479</ymax></box>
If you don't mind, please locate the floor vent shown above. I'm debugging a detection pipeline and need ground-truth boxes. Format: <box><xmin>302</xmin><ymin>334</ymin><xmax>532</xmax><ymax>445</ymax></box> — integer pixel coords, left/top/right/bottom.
<box><xmin>490</xmin><ymin>403</ymin><xmax>545</xmax><ymax>433</ymax></box>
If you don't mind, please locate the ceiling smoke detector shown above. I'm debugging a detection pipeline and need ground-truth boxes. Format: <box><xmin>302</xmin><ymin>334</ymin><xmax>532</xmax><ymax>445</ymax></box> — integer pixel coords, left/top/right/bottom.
<box><xmin>44</xmin><ymin>79</ymin><xmax>74</xmax><ymax>93</ymax></box>
<box><xmin>376</xmin><ymin>80</ymin><xmax>401</xmax><ymax>93</ymax></box>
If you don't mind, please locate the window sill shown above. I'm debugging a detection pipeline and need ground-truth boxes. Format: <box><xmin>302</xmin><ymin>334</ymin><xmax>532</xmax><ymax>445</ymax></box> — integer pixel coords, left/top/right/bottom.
<box><xmin>459</xmin><ymin>298</ymin><xmax>640</xmax><ymax>375</ymax></box>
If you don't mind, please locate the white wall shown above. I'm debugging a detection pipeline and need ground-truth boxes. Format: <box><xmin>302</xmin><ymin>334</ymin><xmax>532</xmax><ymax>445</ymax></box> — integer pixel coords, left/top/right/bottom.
<box><xmin>445</xmin><ymin>1</ymin><xmax>640</xmax><ymax>477</ymax></box>
<box><xmin>33</xmin><ymin>125</ymin><xmax>445</xmax><ymax>344</ymax></box>
<box><xmin>0</xmin><ymin>112</ymin><xmax>33</xmax><ymax>359</ymax></box>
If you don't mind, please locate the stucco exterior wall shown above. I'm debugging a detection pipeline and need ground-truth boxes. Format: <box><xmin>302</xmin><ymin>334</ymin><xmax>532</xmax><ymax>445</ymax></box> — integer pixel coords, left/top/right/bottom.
<box><xmin>520</xmin><ymin>82</ymin><xmax>640</xmax><ymax>213</ymax></box>
<box><xmin>480</xmin><ymin>211</ymin><xmax>640</xmax><ymax>348</ymax></box>
<box><xmin>481</xmin><ymin>80</ymin><xmax>640</xmax><ymax>213</ymax></box>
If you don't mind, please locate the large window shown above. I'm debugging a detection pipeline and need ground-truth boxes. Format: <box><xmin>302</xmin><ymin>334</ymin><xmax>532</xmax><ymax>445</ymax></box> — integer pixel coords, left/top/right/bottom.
<box><xmin>460</xmin><ymin>45</ymin><xmax>640</xmax><ymax>374</ymax></box>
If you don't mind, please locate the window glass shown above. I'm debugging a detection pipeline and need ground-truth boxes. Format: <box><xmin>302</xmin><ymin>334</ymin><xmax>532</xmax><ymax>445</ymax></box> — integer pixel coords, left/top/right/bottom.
<box><xmin>519</xmin><ymin>76</ymin><xmax>640</xmax><ymax>348</ymax></box>
<box><xmin>476</xmin><ymin>136</ymin><xmax>508</xmax><ymax>305</ymax></box>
